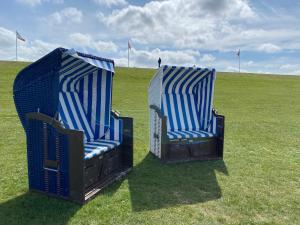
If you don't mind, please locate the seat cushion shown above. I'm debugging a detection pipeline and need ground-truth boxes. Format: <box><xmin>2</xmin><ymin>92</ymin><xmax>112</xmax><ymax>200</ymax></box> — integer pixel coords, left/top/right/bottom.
<box><xmin>84</xmin><ymin>139</ymin><xmax>120</xmax><ymax>160</ymax></box>
<box><xmin>167</xmin><ymin>129</ymin><xmax>214</xmax><ymax>140</ymax></box>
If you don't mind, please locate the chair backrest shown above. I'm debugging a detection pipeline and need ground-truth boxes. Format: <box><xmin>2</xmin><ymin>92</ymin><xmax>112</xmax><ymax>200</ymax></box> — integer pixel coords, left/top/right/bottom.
<box><xmin>58</xmin><ymin>50</ymin><xmax>114</xmax><ymax>142</ymax></box>
<box><xmin>76</xmin><ymin>69</ymin><xmax>113</xmax><ymax>140</ymax></box>
<box><xmin>194</xmin><ymin>72</ymin><xmax>215</xmax><ymax>131</ymax></box>
<box><xmin>161</xmin><ymin>66</ymin><xmax>215</xmax><ymax>132</ymax></box>
<box><xmin>59</xmin><ymin>91</ymin><xmax>95</xmax><ymax>142</ymax></box>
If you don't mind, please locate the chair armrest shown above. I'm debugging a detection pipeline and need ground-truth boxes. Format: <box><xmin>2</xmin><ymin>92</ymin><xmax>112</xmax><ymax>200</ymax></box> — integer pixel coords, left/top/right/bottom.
<box><xmin>105</xmin><ymin>110</ymin><xmax>133</xmax><ymax>167</ymax></box>
<box><xmin>111</xmin><ymin>110</ymin><xmax>121</xmax><ymax>119</ymax></box>
<box><xmin>120</xmin><ymin>116</ymin><xmax>133</xmax><ymax>139</ymax></box>
<box><xmin>119</xmin><ymin>116</ymin><xmax>133</xmax><ymax>168</ymax></box>
<box><xmin>212</xmin><ymin>109</ymin><xmax>225</xmax><ymax>137</ymax></box>
<box><xmin>149</xmin><ymin>105</ymin><xmax>168</xmax><ymax>159</ymax></box>
<box><xmin>149</xmin><ymin>105</ymin><xmax>167</xmax><ymax>139</ymax></box>
<box><xmin>212</xmin><ymin>108</ymin><xmax>224</xmax><ymax>117</ymax></box>
<box><xmin>104</xmin><ymin>111</ymin><xmax>123</xmax><ymax>142</ymax></box>
<box><xmin>212</xmin><ymin>109</ymin><xmax>225</xmax><ymax>158</ymax></box>
<box><xmin>26</xmin><ymin>112</ymin><xmax>82</xmax><ymax>136</ymax></box>
<box><xmin>150</xmin><ymin>105</ymin><xmax>165</xmax><ymax>119</ymax></box>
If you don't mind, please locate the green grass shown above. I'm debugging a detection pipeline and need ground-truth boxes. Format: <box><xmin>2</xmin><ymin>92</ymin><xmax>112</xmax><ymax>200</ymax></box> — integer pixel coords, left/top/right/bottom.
<box><xmin>0</xmin><ymin>61</ymin><xmax>299</xmax><ymax>225</ymax></box>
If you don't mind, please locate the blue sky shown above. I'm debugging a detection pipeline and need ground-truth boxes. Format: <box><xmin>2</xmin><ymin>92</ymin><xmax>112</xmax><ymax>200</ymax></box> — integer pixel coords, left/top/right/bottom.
<box><xmin>1</xmin><ymin>0</ymin><xmax>300</xmax><ymax>75</ymax></box>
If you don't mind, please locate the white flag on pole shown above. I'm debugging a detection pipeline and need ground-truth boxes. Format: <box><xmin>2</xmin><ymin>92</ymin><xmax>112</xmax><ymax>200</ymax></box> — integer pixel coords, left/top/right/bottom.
<box><xmin>16</xmin><ymin>31</ymin><xmax>26</xmax><ymax>42</ymax></box>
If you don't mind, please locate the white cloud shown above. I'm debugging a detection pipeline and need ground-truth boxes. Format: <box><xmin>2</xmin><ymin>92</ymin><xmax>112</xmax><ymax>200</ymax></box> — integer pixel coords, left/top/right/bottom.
<box><xmin>97</xmin><ymin>0</ymin><xmax>300</xmax><ymax>53</ymax></box>
<box><xmin>49</xmin><ymin>7</ymin><xmax>83</xmax><ymax>25</ymax></box>
<box><xmin>200</xmin><ymin>54</ymin><xmax>215</xmax><ymax>63</ymax></box>
<box><xmin>0</xmin><ymin>26</ymin><xmax>60</xmax><ymax>61</ymax></box>
<box><xmin>0</xmin><ymin>27</ymin><xmax>15</xmax><ymax>48</ymax></box>
<box><xmin>93</xmin><ymin>0</ymin><xmax>127</xmax><ymax>7</ymax></box>
<box><xmin>279</xmin><ymin>64</ymin><xmax>298</xmax><ymax>70</ymax></box>
<box><xmin>225</xmin><ymin>66</ymin><xmax>248</xmax><ymax>73</ymax></box>
<box><xmin>16</xmin><ymin>0</ymin><xmax>63</xmax><ymax>7</ymax></box>
<box><xmin>279</xmin><ymin>64</ymin><xmax>300</xmax><ymax>75</ymax></box>
<box><xmin>114</xmin><ymin>57</ymin><xmax>128</xmax><ymax>67</ymax></box>
<box><xmin>290</xmin><ymin>70</ymin><xmax>300</xmax><ymax>75</ymax></box>
<box><xmin>18</xmin><ymin>40</ymin><xmax>60</xmax><ymax>61</ymax></box>
<box><xmin>52</xmin><ymin>0</ymin><xmax>64</xmax><ymax>3</ymax></box>
<box><xmin>69</xmin><ymin>33</ymin><xmax>118</xmax><ymax>53</ymax></box>
<box><xmin>245</xmin><ymin>60</ymin><xmax>254</xmax><ymax>66</ymax></box>
<box><xmin>258</xmin><ymin>43</ymin><xmax>281</xmax><ymax>53</ymax></box>
<box><xmin>96</xmin><ymin>12</ymin><xmax>105</xmax><ymax>21</ymax></box>
<box><xmin>98</xmin><ymin>0</ymin><xmax>256</xmax><ymax>49</ymax></box>
<box><xmin>116</xmin><ymin>48</ymin><xmax>200</xmax><ymax>67</ymax></box>
<box><xmin>16</xmin><ymin>0</ymin><xmax>42</xmax><ymax>6</ymax></box>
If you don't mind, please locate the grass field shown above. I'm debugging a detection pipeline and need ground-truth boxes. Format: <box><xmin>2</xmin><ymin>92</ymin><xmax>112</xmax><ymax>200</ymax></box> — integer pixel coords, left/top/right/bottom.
<box><xmin>0</xmin><ymin>61</ymin><xmax>299</xmax><ymax>225</ymax></box>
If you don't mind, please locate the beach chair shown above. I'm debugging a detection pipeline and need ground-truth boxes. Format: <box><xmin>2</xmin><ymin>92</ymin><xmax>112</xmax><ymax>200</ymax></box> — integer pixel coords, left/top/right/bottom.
<box><xmin>148</xmin><ymin>66</ymin><xmax>224</xmax><ymax>163</ymax></box>
<box><xmin>13</xmin><ymin>48</ymin><xmax>133</xmax><ymax>203</ymax></box>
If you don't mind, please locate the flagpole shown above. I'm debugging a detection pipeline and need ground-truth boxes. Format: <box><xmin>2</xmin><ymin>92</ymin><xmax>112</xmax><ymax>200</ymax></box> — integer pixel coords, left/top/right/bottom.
<box><xmin>239</xmin><ymin>53</ymin><xmax>240</xmax><ymax>73</ymax></box>
<box><xmin>237</xmin><ymin>49</ymin><xmax>240</xmax><ymax>73</ymax></box>
<box><xmin>128</xmin><ymin>45</ymin><xmax>129</xmax><ymax>68</ymax></box>
<box><xmin>16</xmin><ymin>31</ymin><xmax>17</xmax><ymax>61</ymax></box>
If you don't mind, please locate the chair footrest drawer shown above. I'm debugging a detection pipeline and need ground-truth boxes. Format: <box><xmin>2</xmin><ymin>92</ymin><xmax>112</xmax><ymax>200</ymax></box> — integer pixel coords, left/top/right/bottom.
<box><xmin>84</xmin><ymin>149</ymin><xmax>122</xmax><ymax>189</ymax></box>
<box><xmin>165</xmin><ymin>138</ymin><xmax>218</xmax><ymax>162</ymax></box>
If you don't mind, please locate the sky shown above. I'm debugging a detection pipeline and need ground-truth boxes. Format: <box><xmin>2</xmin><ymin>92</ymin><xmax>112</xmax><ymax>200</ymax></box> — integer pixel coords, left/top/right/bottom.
<box><xmin>0</xmin><ymin>0</ymin><xmax>300</xmax><ymax>75</ymax></box>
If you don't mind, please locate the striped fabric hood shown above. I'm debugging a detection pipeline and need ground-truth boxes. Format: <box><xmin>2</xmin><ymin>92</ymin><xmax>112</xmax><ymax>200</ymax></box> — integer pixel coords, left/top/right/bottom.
<box><xmin>13</xmin><ymin>47</ymin><xmax>116</xmax><ymax>143</ymax></box>
<box><xmin>58</xmin><ymin>49</ymin><xmax>115</xmax><ymax>142</ymax></box>
<box><xmin>149</xmin><ymin>65</ymin><xmax>216</xmax><ymax>133</ymax></box>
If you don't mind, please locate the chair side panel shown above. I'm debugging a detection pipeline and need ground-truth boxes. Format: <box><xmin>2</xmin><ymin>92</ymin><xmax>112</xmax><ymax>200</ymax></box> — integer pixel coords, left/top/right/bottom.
<box><xmin>26</xmin><ymin>119</ymin><xmax>70</xmax><ymax>198</ymax></box>
<box><xmin>148</xmin><ymin>69</ymin><xmax>163</xmax><ymax>158</ymax></box>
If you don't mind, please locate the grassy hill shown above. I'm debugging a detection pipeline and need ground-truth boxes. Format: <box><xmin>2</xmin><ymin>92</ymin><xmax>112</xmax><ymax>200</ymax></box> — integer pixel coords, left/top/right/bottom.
<box><xmin>0</xmin><ymin>61</ymin><xmax>299</xmax><ymax>225</ymax></box>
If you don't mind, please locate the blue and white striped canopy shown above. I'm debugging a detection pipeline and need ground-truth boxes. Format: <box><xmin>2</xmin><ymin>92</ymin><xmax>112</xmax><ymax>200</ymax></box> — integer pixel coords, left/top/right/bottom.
<box><xmin>58</xmin><ymin>49</ymin><xmax>115</xmax><ymax>142</ymax></box>
<box><xmin>150</xmin><ymin>65</ymin><xmax>216</xmax><ymax>139</ymax></box>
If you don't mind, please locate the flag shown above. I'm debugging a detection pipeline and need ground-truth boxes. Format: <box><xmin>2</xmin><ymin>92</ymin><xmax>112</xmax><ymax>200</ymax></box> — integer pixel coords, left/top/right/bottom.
<box><xmin>16</xmin><ymin>31</ymin><xmax>25</xmax><ymax>42</ymax></box>
<box><xmin>237</xmin><ymin>49</ymin><xmax>240</xmax><ymax>57</ymax></box>
<box><xmin>128</xmin><ymin>40</ymin><xmax>132</xmax><ymax>50</ymax></box>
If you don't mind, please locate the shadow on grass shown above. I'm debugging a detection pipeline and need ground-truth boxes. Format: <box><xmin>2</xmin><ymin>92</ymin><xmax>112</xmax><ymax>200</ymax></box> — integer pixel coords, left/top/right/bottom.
<box><xmin>128</xmin><ymin>154</ymin><xmax>228</xmax><ymax>211</ymax></box>
<box><xmin>0</xmin><ymin>192</ymin><xmax>80</xmax><ymax>225</ymax></box>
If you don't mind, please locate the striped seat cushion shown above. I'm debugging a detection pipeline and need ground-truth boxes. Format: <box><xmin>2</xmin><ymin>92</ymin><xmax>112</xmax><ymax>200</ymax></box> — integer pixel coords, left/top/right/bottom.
<box><xmin>167</xmin><ymin>129</ymin><xmax>214</xmax><ymax>140</ymax></box>
<box><xmin>84</xmin><ymin>139</ymin><xmax>120</xmax><ymax>160</ymax></box>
